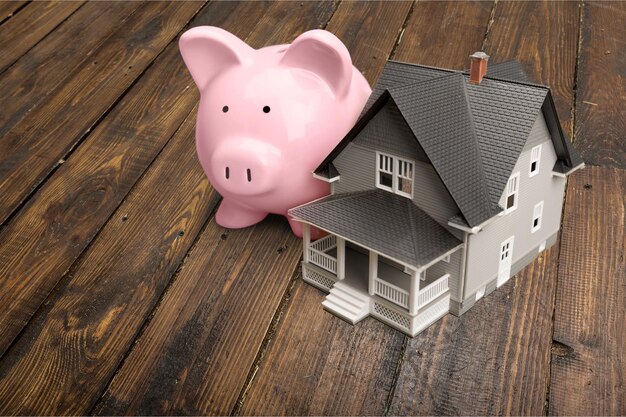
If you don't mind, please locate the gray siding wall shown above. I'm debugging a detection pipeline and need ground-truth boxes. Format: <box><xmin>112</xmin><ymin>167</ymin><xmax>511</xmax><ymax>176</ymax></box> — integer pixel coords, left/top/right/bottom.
<box><xmin>333</xmin><ymin>143</ymin><xmax>376</xmax><ymax>194</ymax></box>
<box><xmin>463</xmin><ymin>114</ymin><xmax>566</xmax><ymax>300</ymax></box>
<box><xmin>450</xmin><ymin>231</ymin><xmax>558</xmax><ymax>316</ymax></box>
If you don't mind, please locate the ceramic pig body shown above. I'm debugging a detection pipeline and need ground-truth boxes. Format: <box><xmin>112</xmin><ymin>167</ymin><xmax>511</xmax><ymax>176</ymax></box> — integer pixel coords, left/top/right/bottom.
<box><xmin>179</xmin><ymin>27</ymin><xmax>371</xmax><ymax>237</ymax></box>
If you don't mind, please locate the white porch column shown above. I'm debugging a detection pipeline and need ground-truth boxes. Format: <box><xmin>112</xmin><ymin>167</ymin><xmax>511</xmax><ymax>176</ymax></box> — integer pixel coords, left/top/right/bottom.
<box><xmin>409</xmin><ymin>268</ymin><xmax>421</xmax><ymax>315</ymax></box>
<box><xmin>368</xmin><ymin>251</ymin><xmax>378</xmax><ymax>295</ymax></box>
<box><xmin>302</xmin><ymin>223</ymin><xmax>310</xmax><ymax>263</ymax></box>
<box><xmin>336</xmin><ymin>237</ymin><xmax>346</xmax><ymax>280</ymax></box>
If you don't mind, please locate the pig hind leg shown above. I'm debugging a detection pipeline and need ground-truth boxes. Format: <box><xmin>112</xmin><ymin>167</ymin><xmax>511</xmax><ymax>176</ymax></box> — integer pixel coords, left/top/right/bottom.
<box><xmin>215</xmin><ymin>199</ymin><xmax>268</xmax><ymax>229</ymax></box>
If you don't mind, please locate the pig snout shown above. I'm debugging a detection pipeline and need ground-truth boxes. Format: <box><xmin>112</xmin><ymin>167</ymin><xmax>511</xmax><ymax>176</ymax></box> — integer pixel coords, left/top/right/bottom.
<box><xmin>210</xmin><ymin>139</ymin><xmax>281</xmax><ymax>196</ymax></box>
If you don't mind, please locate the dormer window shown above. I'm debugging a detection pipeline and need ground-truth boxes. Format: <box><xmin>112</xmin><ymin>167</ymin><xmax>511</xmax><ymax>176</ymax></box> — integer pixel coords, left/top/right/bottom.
<box><xmin>529</xmin><ymin>145</ymin><xmax>542</xmax><ymax>177</ymax></box>
<box><xmin>376</xmin><ymin>151</ymin><xmax>414</xmax><ymax>198</ymax></box>
<box><xmin>504</xmin><ymin>172</ymin><xmax>520</xmax><ymax>214</ymax></box>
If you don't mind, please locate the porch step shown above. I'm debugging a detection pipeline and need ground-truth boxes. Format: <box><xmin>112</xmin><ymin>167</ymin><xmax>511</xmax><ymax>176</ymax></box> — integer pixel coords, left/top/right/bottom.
<box><xmin>322</xmin><ymin>281</ymin><xmax>370</xmax><ymax>325</ymax></box>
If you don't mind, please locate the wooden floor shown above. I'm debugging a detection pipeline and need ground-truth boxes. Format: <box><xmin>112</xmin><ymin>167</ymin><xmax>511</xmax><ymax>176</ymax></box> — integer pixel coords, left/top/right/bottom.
<box><xmin>0</xmin><ymin>1</ymin><xmax>623</xmax><ymax>415</ymax></box>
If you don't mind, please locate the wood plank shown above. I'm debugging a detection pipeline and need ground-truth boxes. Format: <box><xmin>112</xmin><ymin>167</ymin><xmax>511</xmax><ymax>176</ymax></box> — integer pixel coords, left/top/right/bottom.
<box><xmin>573</xmin><ymin>2</ymin><xmax>626</xmax><ymax>169</ymax></box>
<box><xmin>0</xmin><ymin>1</ymin><xmax>84</xmax><ymax>73</ymax></box>
<box><xmin>389</xmin><ymin>2</ymin><xmax>580</xmax><ymax>415</ymax></box>
<box><xmin>0</xmin><ymin>1</ymin><xmax>204</xmax><ymax>227</ymax></box>
<box><xmin>235</xmin><ymin>3</ymin><xmax>420</xmax><ymax>415</ymax></box>
<box><xmin>549</xmin><ymin>167</ymin><xmax>625</xmax><ymax>415</ymax></box>
<box><xmin>0</xmin><ymin>1</ymin><xmax>141</xmax><ymax>139</ymax></box>
<box><xmin>0</xmin><ymin>1</ymin><xmax>26</xmax><ymax>25</ymax></box>
<box><xmin>392</xmin><ymin>0</ymin><xmax>493</xmax><ymax>69</ymax></box>
<box><xmin>0</xmin><ymin>1</ymin><xmax>222</xmax><ymax>358</ymax></box>
<box><xmin>91</xmin><ymin>4</ymin><xmax>354</xmax><ymax>415</ymax></box>
<box><xmin>0</xmin><ymin>2</ymin><xmax>334</xmax><ymax>415</ymax></box>
<box><xmin>0</xmin><ymin>105</ymin><xmax>220</xmax><ymax>416</ymax></box>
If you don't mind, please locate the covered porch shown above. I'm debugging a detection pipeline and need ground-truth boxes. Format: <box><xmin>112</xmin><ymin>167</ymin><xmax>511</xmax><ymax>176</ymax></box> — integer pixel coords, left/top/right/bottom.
<box><xmin>303</xmin><ymin>231</ymin><xmax>452</xmax><ymax>315</ymax></box>
<box><xmin>289</xmin><ymin>190</ymin><xmax>463</xmax><ymax>335</ymax></box>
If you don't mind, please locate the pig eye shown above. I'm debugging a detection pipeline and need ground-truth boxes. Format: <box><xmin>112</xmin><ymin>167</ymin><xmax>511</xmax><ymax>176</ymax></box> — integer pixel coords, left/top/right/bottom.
<box><xmin>263</xmin><ymin>106</ymin><xmax>270</xmax><ymax>113</ymax></box>
<box><xmin>222</xmin><ymin>106</ymin><xmax>229</xmax><ymax>113</ymax></box>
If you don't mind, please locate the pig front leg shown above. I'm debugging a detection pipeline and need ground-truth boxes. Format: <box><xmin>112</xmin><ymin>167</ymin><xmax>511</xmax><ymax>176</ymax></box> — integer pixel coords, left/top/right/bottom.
<box><xmin>215</xmin><ymin>199</ymin><xmax>268</xmax><ymax>229</ymax></box>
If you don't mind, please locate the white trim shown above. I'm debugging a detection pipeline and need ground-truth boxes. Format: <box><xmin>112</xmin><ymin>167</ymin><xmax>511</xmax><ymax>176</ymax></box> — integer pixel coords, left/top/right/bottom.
<box><xmin>312</xmin><ymin>172</ymin><xmax>340</xmax><ymax>183</ymax></box>
<box><xmin>531</xmin><ymin>201</ymin><xmax>544</xmax><ymax>233</ymax></box>
<box><xmin>529</xmin><ymin>144</ymin><xmax>542</xmax><ymax>177</ymax></box>
<box><xmin>497</xmin><ymin>236</ymin><xmax>515</xmax><ymax>287</ymax></box>
<box><xmin>375</xmin><ymin>151</ymin><xmax>394</xmax><ymax>192</ymax></box>
<box><xmin>442</xmin><ymin>254</ymin><xmax>451</xmax><ymax>263</ymax></box>
<box><xmin>504</xmin><ymin>172</ymin><xmax>520</xmax><ymax>214</ymax></box>
<box><xmin>552</xmin><ymin>162</ymin><xmax>585</xmax><ymax>178</ymax></box>
<box><xmin>375</xmin><ymin>151</ymin><xmax>414</xmax><ymax>199</ymax></box>
<box><xmin>395</xmin><ymin>156</ymin><xmax>414</xmax><ymax>199</ymax></box>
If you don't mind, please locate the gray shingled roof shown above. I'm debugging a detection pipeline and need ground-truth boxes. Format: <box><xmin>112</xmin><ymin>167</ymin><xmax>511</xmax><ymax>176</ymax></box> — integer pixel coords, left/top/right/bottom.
<box><xmin>388</xmin><ymin>74</ymin><xmax>495</xmax><ymax>226</ymax></box>
<box><xmin>316</xmin><ymin>60</ymin><xmax>583</xmax><ymax>228</ymax></box>
<box><xmin>289</xmin><ymin>189</ymin><xmax>461</xmax><ymax>268</ymax></box>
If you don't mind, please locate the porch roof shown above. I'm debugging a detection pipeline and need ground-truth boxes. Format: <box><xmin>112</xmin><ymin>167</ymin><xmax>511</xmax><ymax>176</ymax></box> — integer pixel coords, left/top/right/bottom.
<box><xmin>289</xmin><ymin>190</ymin><xmax>462</xmax><ymax>269</ymax></box>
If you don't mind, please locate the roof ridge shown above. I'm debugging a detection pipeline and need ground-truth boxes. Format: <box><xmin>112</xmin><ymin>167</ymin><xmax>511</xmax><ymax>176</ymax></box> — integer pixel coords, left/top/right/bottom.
<box><xmin>405</xmin><ymin>199</ymin><xmax>422</xmax><ymax>264</ymax></box>
<box><xmin>388</xmin><ymin>76</ymin><xmax>495</xmax><ymax>226</ymax></box>
<box><xmin>456</xmin><ymin>75</ymin><xmax>496</xmax><ymax>222</ymax></box>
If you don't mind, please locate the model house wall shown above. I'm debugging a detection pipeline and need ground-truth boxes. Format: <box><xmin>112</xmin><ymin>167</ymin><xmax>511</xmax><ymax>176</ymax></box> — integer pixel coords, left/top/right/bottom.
<box><xmin>462</xmin><ymin>113</ymin><xmax>566</xmax><ymax>305</ymax></box>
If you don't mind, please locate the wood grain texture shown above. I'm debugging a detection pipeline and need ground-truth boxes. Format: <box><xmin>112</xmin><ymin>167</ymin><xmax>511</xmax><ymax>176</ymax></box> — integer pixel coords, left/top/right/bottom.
<box><xmin>0</xmin><ymin>1</ymin><xmax>84</xmax><ymax>73</ymax></box>
<box><xmin>389</xmin><ymin>245</ymin><xmax>561</xmax><ymax>415</ymax></box>
<box><xmin>0</xmin><ymin>1</ymin><xmax>204</xmax><ymax>227</ymax></box>
<box><xmin>234</xmin><ymin>2</ymin><xmax>414</xmax><ymax>416</ymax></box>
<box><xmin>573</xmin><ymin>2</ymin><xmax>626</xmax><ymax>168</ymax></box>
<box><xmin>549</xmin><ymin>167</ymin><xmax>625</xmax><ymax>416</ymax></box>
<box><xmin>0</xmin><ymin>1</ymin><xmax>26</xmax><ymax>24</ymax></box>
<box><xmin>389</xmin><ymin>2</ymin><xmax>581</xmax><ymax>415</ymax></box>
<box><xmin>0</xmin><ymin>1</ymin><xmax>141</xmax><ymax>139</ymax></box>
<box><xmin>392</xmin><ymin>0</ymin><xmax>493</xmax><ymax>68</ymax></box>
<box><xmin>89</xmin><ymin>3</ymin><xmax>340</xmax><ymax>415</ymax></box>
<box><xmin>0</xmin><ymin>2</ymin><xmax>279</xmax><ymax>414</ymax></box>
<box><xmin>0</xmin><ymin>6</ymin><xmax>210</xmax><ymax>357</ymax></box>
<box><xmin>0</xmin><ymin>105</ymin><xmax>220</xmax><ymax>416</ymax></box>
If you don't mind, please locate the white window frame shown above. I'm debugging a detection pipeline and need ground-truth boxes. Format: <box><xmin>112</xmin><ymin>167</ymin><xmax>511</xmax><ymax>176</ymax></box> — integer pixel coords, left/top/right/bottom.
<box><xmin>376</xmin><ymin>152</ymin><xmax>394</xmax><ymax>192</ymax></box>
<box><xmin>531</xmin><ymin>201</ymin><xmax>544</xmax><ymax>233</ymax></box>
<box><xmin>442</xmin><ymin>254</ymin><xmax>450</xmax><ymax>263</ymax></box>
<box><xmin>529</xmin><ymin>144</ymin><xmax>542</xmax><ymax>177</ymax></box>
<box><xmin>375</xmin><ymin>151</ymin><xmax>414</xmax><ymax>199</ymax></box>
<box><xmin>504</xmin><ymin>172</ymin><xmax>520</xmax><ymax>214</ymax></box>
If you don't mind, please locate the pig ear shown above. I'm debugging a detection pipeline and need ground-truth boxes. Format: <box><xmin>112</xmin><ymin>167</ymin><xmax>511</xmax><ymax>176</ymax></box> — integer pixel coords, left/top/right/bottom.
<box><xmin>281</xmin><ymin>30</ymin><xmax>353</xmax><ymax>98</ymax></box>
<box><xmin>179</xmin><ymin>26</ymin><xmax>252</xmax><ymax>91</ymax></box>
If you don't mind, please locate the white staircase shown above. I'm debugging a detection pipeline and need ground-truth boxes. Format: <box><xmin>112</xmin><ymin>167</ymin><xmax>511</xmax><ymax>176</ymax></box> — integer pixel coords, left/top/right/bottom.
<box><xmin>322</xmin><ymin>281</ymin><xmax>370</xmax><ymax>324</ymax></box>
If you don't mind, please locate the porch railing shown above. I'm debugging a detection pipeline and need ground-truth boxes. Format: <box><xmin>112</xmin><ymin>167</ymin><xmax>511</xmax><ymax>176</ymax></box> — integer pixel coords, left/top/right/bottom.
<box><xmin>417</xmin><ymin>273</ymin><xmax>449</xmax><ymax>309</ymax></box>
<box><xmin>308</xmin><ymin>248</ymin><xmax>337</xmax><ymax>274</ymax></box>
<box><xmin>310</xmin><ymin>234</ymin><xmax>336</xmax><ymax>253</ymax></box>
<box><xmin>374</xmin><ymin>277</ymin><xmax>409</xmax><ymax>309</ymax></box>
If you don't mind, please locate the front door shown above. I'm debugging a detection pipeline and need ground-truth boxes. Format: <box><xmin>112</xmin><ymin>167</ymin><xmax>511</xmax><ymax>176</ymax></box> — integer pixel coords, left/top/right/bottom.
<box><xmin>497</xmin><ymin>236</ymin><xmax>514</xmax><ymax>287</ymax></box>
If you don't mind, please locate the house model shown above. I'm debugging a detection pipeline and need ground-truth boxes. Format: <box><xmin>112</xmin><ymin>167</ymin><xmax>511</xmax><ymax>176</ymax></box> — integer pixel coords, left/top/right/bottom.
<box><xmin>288</xmin><ymin>53</ymin><xmax>584</xmax><ymax>337</ymax></box>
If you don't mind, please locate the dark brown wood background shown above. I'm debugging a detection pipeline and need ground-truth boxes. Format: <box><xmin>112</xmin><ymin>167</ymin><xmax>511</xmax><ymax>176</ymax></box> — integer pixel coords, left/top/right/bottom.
<box><xmin>0</xmin><ymin>1</ymin><xmax>623</xmax><ymax>415</ymax></box>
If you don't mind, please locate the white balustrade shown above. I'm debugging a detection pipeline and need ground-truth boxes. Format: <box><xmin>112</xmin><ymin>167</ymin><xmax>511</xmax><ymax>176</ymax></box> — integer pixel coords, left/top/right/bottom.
<box><xmin>308</xmin><ymin>248</ymin><xmax>337</xmax><ymax>274</ymax></box>
<box><xmin>374</xmin><ymin>277</ymin><xmax>409</xmax><ymax>308</ymax></box>
<box><xmin>417</xmin><ymin>274</ymin><xmax>449</xmax><ymax>309</ymax></box>
<box><xmin>310</xmin><ymin>234</ymin><xmax>337</xmax><ymax>253</ymax></box>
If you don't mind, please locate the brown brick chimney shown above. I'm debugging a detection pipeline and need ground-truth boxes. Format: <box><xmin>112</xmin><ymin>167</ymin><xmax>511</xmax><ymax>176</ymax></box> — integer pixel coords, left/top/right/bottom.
<box><xmin>469</xmin><ymin>51</ymin><xmax>490</xmax><ymax>84</ymax></box>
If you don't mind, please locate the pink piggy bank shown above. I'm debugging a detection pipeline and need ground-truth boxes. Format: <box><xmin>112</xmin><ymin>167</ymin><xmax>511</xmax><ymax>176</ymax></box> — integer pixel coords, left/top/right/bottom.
<box><xmin>179</xmin><ymin>26</ymin><xmax>371</xmax><ymax>237</ymax></box>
